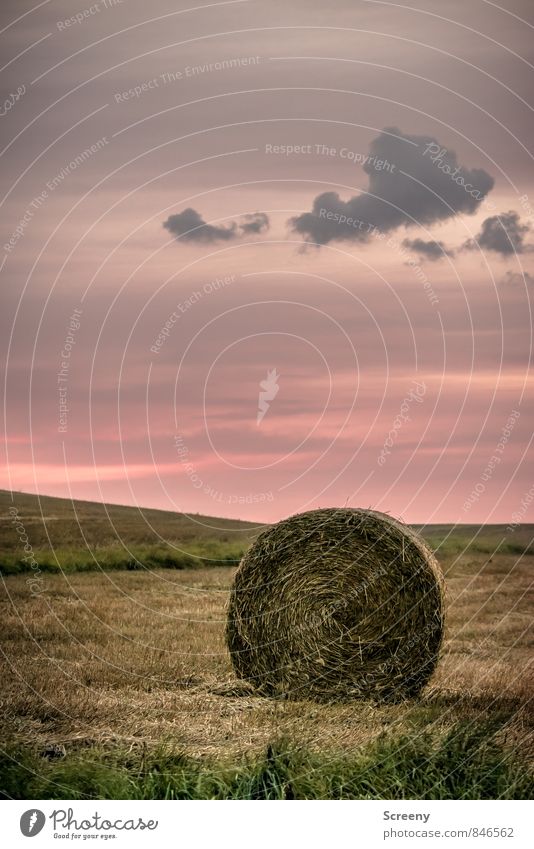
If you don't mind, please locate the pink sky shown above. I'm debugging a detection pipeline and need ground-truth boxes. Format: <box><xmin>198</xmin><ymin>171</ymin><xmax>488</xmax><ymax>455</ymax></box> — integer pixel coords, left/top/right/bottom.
<box><xmin>2</xmin><ymin>0</ymin><xmax>533</xmax><ymax>526</ymax></box>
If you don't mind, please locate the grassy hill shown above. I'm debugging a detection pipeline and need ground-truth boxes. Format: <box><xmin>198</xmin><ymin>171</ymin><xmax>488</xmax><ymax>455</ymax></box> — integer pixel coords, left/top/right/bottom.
<box><xmin>413</xmin><ymin>522</ymin><xmax>534</xmax><ymax>557</ymax></box>
<box><xmin>1</xmin><ymin>489</ymin><xmax>533</xmax><ymax>574</ymax></box>
<box><xmin>0</xmin><ymin>489</ymin><xmax>261</xmax><ymax>574</ymax></box>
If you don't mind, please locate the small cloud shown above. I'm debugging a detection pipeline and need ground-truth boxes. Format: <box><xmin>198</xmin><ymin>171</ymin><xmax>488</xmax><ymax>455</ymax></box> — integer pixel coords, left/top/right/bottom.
<box><xmin>402</xmin><ymin>238</ymin><xmax>453</xmax><ymax>261</ymax></box>
<box><xmin>240</xmin><ymin>212</ymin><xmax>270</xmax><ymax>234</ymax></box>
<box><xmin>501</xmin><ymin>270</ymin><xmax>534</xmax><ymax>286</ymax></box>
<box><xmin>465</xmin><ymin>211</ymin><xmax>533</xmax><ymax>256</ymax></box>
<box><xmin>163</xmin><ymin>208</ymin><xmax>237</xmax><ymax>243</ymax></box>
<box><xmin>163</xmin><ymin>208</ymin><xmax>270</xmax><ymax>244</ymax></box>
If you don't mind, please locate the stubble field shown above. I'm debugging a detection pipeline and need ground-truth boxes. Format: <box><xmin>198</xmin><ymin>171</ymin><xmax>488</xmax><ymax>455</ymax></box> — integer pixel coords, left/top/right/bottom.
<box><xmin>1</xmin><ymin>492</ymin><xmax>532</xmax><ymax>798</ymax></box>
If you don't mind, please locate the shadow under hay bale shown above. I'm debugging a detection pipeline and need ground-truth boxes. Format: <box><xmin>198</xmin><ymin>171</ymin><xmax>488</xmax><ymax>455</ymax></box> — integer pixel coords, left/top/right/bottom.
<box><xmin>226</xmin><ymin>508</ymin><xmax>445</xmax><ymax>702</ymax></box>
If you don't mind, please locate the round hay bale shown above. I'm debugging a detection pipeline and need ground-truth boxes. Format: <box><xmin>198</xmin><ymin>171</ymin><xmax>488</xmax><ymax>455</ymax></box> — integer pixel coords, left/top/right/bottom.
<box><xmin>226</xmin><ymin>508</ymin><xmax>444</xmax><ymax>702</ymax></box>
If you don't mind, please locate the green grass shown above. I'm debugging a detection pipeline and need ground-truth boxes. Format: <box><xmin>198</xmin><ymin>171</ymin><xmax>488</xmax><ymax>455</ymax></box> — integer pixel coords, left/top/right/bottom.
<box><xmin>417</xmin><ymin>525</ymin><xmax>534</xmax><ymax>558</ymax></box>
<box><xmin>0</xmin><ymin>541</ymin><xmax>247</xmax><ymax>575</ymax></box>
<box><xmin>3</xmin><ymin>490</ymin><xmax>533</xmax><ymax>574</ymax></box>
<box><xmin>0</xmin><ymin>489</ymin><xmax>258</xmax><ymax>574</ymax></box>
<box><xmin>2</xmin><ymin>721</ymin><xmax>531</xmax><ymax>800</ymax></box>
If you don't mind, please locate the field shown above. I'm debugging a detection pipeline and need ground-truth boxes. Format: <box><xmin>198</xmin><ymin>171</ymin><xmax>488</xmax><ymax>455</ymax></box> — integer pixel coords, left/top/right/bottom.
<box><xmin>1</xmin><ymin>491</ymin><xmax>533</xmax><ymax>799</ymax></box>
<box><xmin>0</xmin><ymin>489</ymin><xmax>259</xmax><ymax>574</ymax></box>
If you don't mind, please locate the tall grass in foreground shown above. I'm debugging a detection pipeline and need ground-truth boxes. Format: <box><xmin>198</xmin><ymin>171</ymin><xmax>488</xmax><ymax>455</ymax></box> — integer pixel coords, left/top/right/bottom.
<box><xmin>2</xmin><ymin>722</ymin><xmax>531</xmax><ymax>800</ymax></box>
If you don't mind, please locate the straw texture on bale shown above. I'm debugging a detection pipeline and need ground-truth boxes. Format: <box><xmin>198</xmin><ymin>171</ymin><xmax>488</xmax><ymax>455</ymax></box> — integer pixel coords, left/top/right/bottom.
<box><xmin>227</xmin><ymin>508</ymin><xmax>444</xmax><ymax>702</ymax></box>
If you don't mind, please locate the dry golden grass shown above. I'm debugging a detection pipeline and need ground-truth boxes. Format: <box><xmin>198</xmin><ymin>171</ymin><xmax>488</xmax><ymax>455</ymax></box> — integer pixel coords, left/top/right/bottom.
<box><xmin>1</xmin><ymin>548</ymin><xmax>532</xmax><ymax>762</ymax></box>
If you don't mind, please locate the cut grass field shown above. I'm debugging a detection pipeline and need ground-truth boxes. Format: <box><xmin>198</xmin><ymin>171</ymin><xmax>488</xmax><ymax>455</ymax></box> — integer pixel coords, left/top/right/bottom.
<box><xmin>1</xmin><ymin>491</ymin><xmax>533</xmax><ymax>799</ymax></box>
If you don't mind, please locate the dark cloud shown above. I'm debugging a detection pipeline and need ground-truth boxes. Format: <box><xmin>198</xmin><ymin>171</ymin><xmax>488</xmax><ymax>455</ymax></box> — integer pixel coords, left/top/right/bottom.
<box><xmin>163</xmin><ymin>209</ymin><xmax>270</xmax><ymax>244</ymax></box>
<box><xmin>290</xmin><ymin>127</ymin><xmax>494</xmax><ymax>245</ymax></box>
<box><xmin>465</xmin><ymin>211</ymin><xmax>532</xmax><ymax>256</ymax></box>
<box><xmin>239</xmin><ymin>212</ymin><xmax>270</xmax><ymax>234</ymax></box>
<box><xmin>163</xmin><ymin>208</ymin><xmax>237</xmax><ymax>243</ymax></box>
<box><xmin>502</xmin><ymin>270</ymin><xmax>534</xmax><ymax>286</ymax></box>
<box><xmin>402</xmin><ymin>238</ymin><xmax>453</xmax><ymax>261</ymax></box>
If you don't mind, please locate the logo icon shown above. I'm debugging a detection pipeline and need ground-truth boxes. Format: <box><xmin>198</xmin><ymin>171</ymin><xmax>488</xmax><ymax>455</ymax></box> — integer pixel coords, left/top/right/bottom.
<box><xmin>257</xmin><ymin>368</ymin><xmax>280</xmax><ymax>424</ymax></box>
<box><xmin>20</xmin><ymin>810</ymin><xmax>46</xmax><ymax>837</ymax></box>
